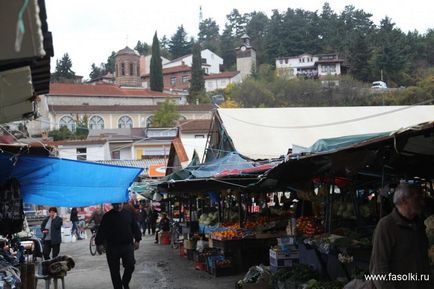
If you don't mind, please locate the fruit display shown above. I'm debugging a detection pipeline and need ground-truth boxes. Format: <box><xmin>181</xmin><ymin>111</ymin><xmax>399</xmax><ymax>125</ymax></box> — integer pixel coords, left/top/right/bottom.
<box><xmin>296</xmin><ymin>217</ymin><xmax>323</xmax><ymax>236</ymax></box>
<box><xmin>209</xmin><ymin>228</ymin><xmax>255</xmax><ymax>240</ymax></box>
<box><xmin>215</xmin><ymin>259</ymin><xmax>232</xmax><ymax>268</ymax></box>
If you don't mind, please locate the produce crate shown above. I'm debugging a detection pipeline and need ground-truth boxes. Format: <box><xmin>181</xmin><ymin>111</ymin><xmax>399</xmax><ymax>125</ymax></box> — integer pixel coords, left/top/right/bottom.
<box><xmin>270</xmin><ymin>249</ymin><xmax>299</xmax><ymax>260</ymax></box>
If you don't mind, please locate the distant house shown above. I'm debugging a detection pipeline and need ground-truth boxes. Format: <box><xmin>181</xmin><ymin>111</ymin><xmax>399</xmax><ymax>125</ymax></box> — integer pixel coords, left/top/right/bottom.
<box><xmin>204</xmin><ymin>71</ymin><xmax>241</xmax><ymax>92</ymax></box>
<box><xmin>163</xmin><ymin>49</ymin><xmax>223</xmax><ymax>74</ymax></box>
<box><xmin>276</xmin><ymin>53</ymin><xmax>345</xmax><ymax>79</ymax></box>
<box><xmin>142</xmin><ymin>65</ymin><xmax>192</xmax><ymax>91</ymax></box>
<box><xmin>178</xmin><ymin>119</ymin><xmax>211</xmax><ymax>139</ymax></box>
<box><xmin>139</xmin><ymin>54</ymin><xmax>170</xmax><ymax>76</ymax></box>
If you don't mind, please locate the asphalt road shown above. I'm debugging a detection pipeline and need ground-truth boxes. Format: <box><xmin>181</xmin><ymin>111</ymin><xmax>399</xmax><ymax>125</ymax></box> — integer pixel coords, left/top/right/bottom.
<box><xmin>36</xmin><ymin>232</ymin><xmax>242</xmax><ymax>289</ymax></box>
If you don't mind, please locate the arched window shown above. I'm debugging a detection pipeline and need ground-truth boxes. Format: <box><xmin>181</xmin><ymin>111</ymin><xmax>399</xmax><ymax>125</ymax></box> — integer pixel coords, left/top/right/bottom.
<box><xmin>59</xmin><ymin>116</ymin><xmax>76</xmax><ymax>131</ymax></box>
<box><xmin>89</xmin><ymin>115</ymin><xmax>104</xmax><ymax>130</ymax></box>
<box><xmin>118</xmin><ymin>116</ymin><xmax>133</xmax><ymax>128</ymax></box>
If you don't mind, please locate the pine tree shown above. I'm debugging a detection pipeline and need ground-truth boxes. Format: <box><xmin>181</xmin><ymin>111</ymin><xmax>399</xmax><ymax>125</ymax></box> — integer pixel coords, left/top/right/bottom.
<box><xmin>52</xmin><ymin>53</ymin><xmax>75</xmax><ymax>82</ymax></box>
<box><xmin>150</xmin><ymin>32</ymin><xmax>164</xmax><ymax>92</ymax></box>
<box><xmin>189</xmin><ymin>42</ymin><xmax>205</xmax><ymax>103</ymax></box>
<box><xmin>348</xmin><ymin>33</ymin><xmax>372</xmax><ymax>81</ymax></box>
<box><xmin>169</xmin><ymin>25</ymin><xmax>193</xmax><ymax>59</ymax></box>
<box><xmin>105</xmin><ymin>51</ymin><xmax>116</xmax><ymax>73</ymax></box>
<box><xmin>89</xmin><ymin>63</ymin><xmax>103</xmax><ymax>80</ymax></box>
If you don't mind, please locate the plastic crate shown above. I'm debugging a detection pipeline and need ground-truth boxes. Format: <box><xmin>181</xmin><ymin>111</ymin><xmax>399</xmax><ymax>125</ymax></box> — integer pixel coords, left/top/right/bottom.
<box><xmin>206</xmin><ymin>255</ymin><xmax>225</xmax><ymax>272</ymax></box>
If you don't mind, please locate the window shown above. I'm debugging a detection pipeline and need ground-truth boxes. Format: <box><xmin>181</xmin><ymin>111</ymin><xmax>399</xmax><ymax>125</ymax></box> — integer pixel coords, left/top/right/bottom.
<box><xmin>279</xmin><ymin>59</ymin><xmax>283</xmax><ymax>64</ymax></box>
<box><xmin>111</xmin><ymin>150</ymin><xmax>120</xmax><ymax>160</ymax></box>
<box><xmin>137</xmin><ymin>65</ymin><xmax>140</xmax><ymax>76</ymax></box>
<box><xmin>118</xmin><ymin>116</ymin><xmax>133</xmax><ymax>128</ymax></box>
<box><xmin>89</xmin><ymin>116</ymin><xmax>104</xmax><ymax>130</ymax></box>
<box><xmin>220</xmin><ymin>80</ymin><xmax>227</xmax><ymax>86</ymax></box>
<box><xmin>170</xmin><ymin>76</ymin><xmax>176</xmax><ymax>86</ymax></box>
<box><xmin>76</xmin><ymin>148</ymin><xmax>87</xmax><ymax>161</ymax></box>
<box><xmin>115</xmin><ymin>64</ymin><xmax>118</xmax><ymax>77</ymax></box>
<box><xmin>59</xmin><ymin>116</ymin><xmax>75</xmax><ymax>131</ymax></box>
<box><xmin>121</xmin><ymin>63</ymin><xmax>125</xmax><ymax>76</ymax></box>
<box><xmin>130</xmin><ymin>63</ymin><xmax>134</xmax><ymax>76</ymax></box>
<box><xmin>201</xmin><ymin>58</ymin><xmax>207</xmax><ymax>64</ymax></box>
<box><xmin>182</xmin><ymin>75</ymin><xmax>189</xmax><ymax>83</ymax></box>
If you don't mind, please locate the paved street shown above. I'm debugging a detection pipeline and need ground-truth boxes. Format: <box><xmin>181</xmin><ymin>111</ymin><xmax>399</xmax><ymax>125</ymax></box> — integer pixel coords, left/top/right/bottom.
<box><xmin>36</xmin><ymin>233</ymin><xmax>241</xmax><ymax>289</ymax></box>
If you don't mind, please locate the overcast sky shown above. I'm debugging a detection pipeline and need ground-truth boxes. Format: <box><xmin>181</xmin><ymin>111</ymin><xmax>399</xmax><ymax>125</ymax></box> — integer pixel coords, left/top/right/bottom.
<box><xmin>45</xmin><ymin>0</ymin><xmax>434</xmax><ymax>78</ymax></box>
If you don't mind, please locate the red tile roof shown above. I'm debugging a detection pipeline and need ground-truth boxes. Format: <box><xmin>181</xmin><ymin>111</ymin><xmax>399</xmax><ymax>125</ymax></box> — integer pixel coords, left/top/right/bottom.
<box><xmin>48</xmin><ymin>83</ymin><xmax>172</xmax><ymax>97</ymax></box>
<box><xmin>142</xmin><ymin>65</ymin><xmax>192</xmax><ymax>77</ymax></box>
<box><xmin>49</xmin><ymin>104</ymin><xmax>215</xmax><ymax>113</ymax></box>
<box><xmin>179</xmin><ymin>119</ymin><xmax>212</xmax><ymax>132</ymax></box>
<box><xmin>204</xmin><ymin>71</ymin><xmax>240</xmax><ymax>80</ymax></box>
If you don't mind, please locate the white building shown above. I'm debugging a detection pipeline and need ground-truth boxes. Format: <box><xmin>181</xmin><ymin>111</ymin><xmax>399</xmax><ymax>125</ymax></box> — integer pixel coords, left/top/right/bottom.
<box><xmin>204</xmin><ymin>71</ymin><xmax>241</xmax><ymax>92</ymax></box>
<box><xmin>139</xmin><ymin>54</ymin><xmax>170</xmax><ymax>76</ymax></box>
<box><xmin>54</xmin><ymin>139</ymin><xmax>110</xmax><ymax>161</ymax></box>
<box><xmin>276</xmin><ymin>53</ymin><xmax>344</xmax><ymax>79</ymax></box>
<box><xmin>163</xmin><ymin>49</ymin><xmax>223</xmax><ymax>74</ymax></box>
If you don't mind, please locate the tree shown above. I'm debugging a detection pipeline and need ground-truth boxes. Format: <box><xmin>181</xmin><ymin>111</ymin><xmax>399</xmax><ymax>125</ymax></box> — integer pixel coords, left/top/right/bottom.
<box><xmin>89</xmin><ymin>63</ymin><xmax>103</xmax><ymax>80</ymax></box>
<box><xmin>52</xmin><ymin>53</ymin><xmax>75</xmax><ymax>82</ymax></box>
<box><xmin>348</xmin><ymin>33</ymin><xmax>372</xmax><ymax>81</ymax></box>
<box><xmin>246</xmin><ymin>12</ymin><xmax>269</xmax><ymax>65</ymax></box>
<box><xmin>198</xmin><ymin>18</ymin><xmax>220</xmax><ymax>53</ymax></box>
<box><xmin>169</xmin><ymin>25</ymin><xmax>193</xmax><ymax>59</ymax></box>
<box><xmin>150</xmin><ymin>32</ymin><xmax>164</xmax><ymax>92</ymax></box>
<box><xmin>105</xmin><ymin>51</ymin><xmax>116</xmax><ymax>74</ymax></box>
<box><xmin>150</xmin><ymin>98</ymin><xmax>180</xmax><ymax>128</ymax></box>
<box><xmin>189</xmin><ymin>42</ymin><xmax>205</xmax><ymax>103</ymax></box>
<box><xmin>135</xmin><ymin>41</ymin><xmax>150</xmax><ymax>55</ymax></box>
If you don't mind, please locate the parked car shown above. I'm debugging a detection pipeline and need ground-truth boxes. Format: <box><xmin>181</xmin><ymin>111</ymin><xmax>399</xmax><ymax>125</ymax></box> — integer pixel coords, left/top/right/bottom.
<box><xmin>371</xmin><ymin>81</ymin><xmax>388</xmax><ymax>89</ymax></box>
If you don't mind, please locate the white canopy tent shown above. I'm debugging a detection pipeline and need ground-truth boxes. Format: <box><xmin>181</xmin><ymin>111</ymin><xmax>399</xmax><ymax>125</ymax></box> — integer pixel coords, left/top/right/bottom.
<box><xmin>216</xmin><ymin>105</ymin><xmax>434</xmax><ymax>160</ymax></box>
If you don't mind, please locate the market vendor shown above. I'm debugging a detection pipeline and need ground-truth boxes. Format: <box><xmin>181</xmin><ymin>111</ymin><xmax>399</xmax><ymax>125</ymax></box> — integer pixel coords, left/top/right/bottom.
<box><xmin>369</xmin><ymin>183</ymin><xmax>432</xmax><ymax>289</ymax></box>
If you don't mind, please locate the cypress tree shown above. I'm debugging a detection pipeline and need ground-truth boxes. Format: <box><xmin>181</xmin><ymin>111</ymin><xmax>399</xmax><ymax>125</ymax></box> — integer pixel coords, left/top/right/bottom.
<box><xmin>150</xmin><ymin>32</ymin><xmax>163</xmax><ymax>92</ymax></box>
<box><xmin>189</xmin><ymin>42</ymin><xmax>205</xmax><ymax>102</ymax></box>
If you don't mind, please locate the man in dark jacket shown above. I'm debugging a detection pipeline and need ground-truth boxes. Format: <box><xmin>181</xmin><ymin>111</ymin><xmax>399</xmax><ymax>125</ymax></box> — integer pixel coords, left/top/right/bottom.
<box><xmin>370</xmin><ymin>183</ymin><xmax>432</xmax><ymax>289</ymax></box>
<box><xmin>41</xmin><ymin>207</ymin><xmax>63</xmax><ymax>260</ymax></box>
<box><xmin>95</xmin><ymin>203</ymin><xmax>141</xmax><ymax>289</ymax></box>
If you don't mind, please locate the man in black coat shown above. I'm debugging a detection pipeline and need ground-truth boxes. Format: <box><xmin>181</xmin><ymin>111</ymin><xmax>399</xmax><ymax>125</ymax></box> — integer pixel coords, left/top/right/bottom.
<box><xmin>41</xmin><ymin>207</ymin><xmax>63</xmax><ymax>260</ymax></box>
<box><xmin>95</xmin><ymin>203</ymin><xmax>141</xmax><ymax>289</ymax></box>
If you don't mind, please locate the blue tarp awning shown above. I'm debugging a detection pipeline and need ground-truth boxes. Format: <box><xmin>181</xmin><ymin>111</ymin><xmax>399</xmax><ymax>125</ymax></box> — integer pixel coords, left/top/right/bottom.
<box><xmin>0</xmin><ymin>153</ymin><xmax>143</xmax><ymax>207</ymax></box>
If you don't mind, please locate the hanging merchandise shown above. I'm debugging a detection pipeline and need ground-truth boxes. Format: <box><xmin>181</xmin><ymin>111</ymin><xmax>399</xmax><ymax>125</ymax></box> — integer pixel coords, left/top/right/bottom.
<box><xmin>0</xmin><ymin>178</ymin><xmax>24</xmax><ymax>235</ymax></box>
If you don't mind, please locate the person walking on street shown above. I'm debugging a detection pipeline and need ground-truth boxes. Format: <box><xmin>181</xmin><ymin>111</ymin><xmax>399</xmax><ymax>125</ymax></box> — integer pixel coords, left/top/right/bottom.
<box><xmin>70</xmin><ymin>207</ymin><xmax>83</xmax><ymax>240</ymax></box>
<box><xmin>138</xmin><ymin>204</ymin><xmax>148</xmax><ymax>236</ymax></box>
<box><xmin>149</xmin><ymin>207</ymin><xmax>158</xmax><ymax>235</ymax></box>
<box><xmin>369</xmin><ymin>183</ymin><xmax>433</xmax><ymax>289</ymax></box>
<box><xmin>95</xmin><ymin>203</ymin><xmax>141</xmax><ymax>289</ymax></box>
<box><xmin>41</xmin><ymin>207</ymin><xmax>63</xmax><ymax>260</ymax></box>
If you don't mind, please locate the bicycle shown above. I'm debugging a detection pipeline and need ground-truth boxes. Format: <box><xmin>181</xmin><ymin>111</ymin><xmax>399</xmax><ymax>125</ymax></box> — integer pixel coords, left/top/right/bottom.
<box><xmin>89</xmin><ymin>226</ymin><xmax>98</xmax><ymax>256</ymax></box>
<box><xmin>170</xmin><ymin>220</ymin><xmax>182</xmax><ymax>249</ymax></box>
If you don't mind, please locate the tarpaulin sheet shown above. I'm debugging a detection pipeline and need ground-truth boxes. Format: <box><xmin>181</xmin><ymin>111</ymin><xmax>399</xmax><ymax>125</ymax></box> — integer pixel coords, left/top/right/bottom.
<box><xmin>0</xmin><ymin>153</ymin><xmax>143</xmax><ymax>207</ymax></box>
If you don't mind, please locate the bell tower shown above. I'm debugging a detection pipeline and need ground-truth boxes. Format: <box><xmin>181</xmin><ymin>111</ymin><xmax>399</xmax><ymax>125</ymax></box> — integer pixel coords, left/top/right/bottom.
<box><xmin>114</xmin><ymin>46</ymin><xmax>141</xmax><ymax>87</ymax></box>
<box><xmin>236</xmin><ymin>34</ymin><xmax>256</xmax><ymax>79</ymax></box>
